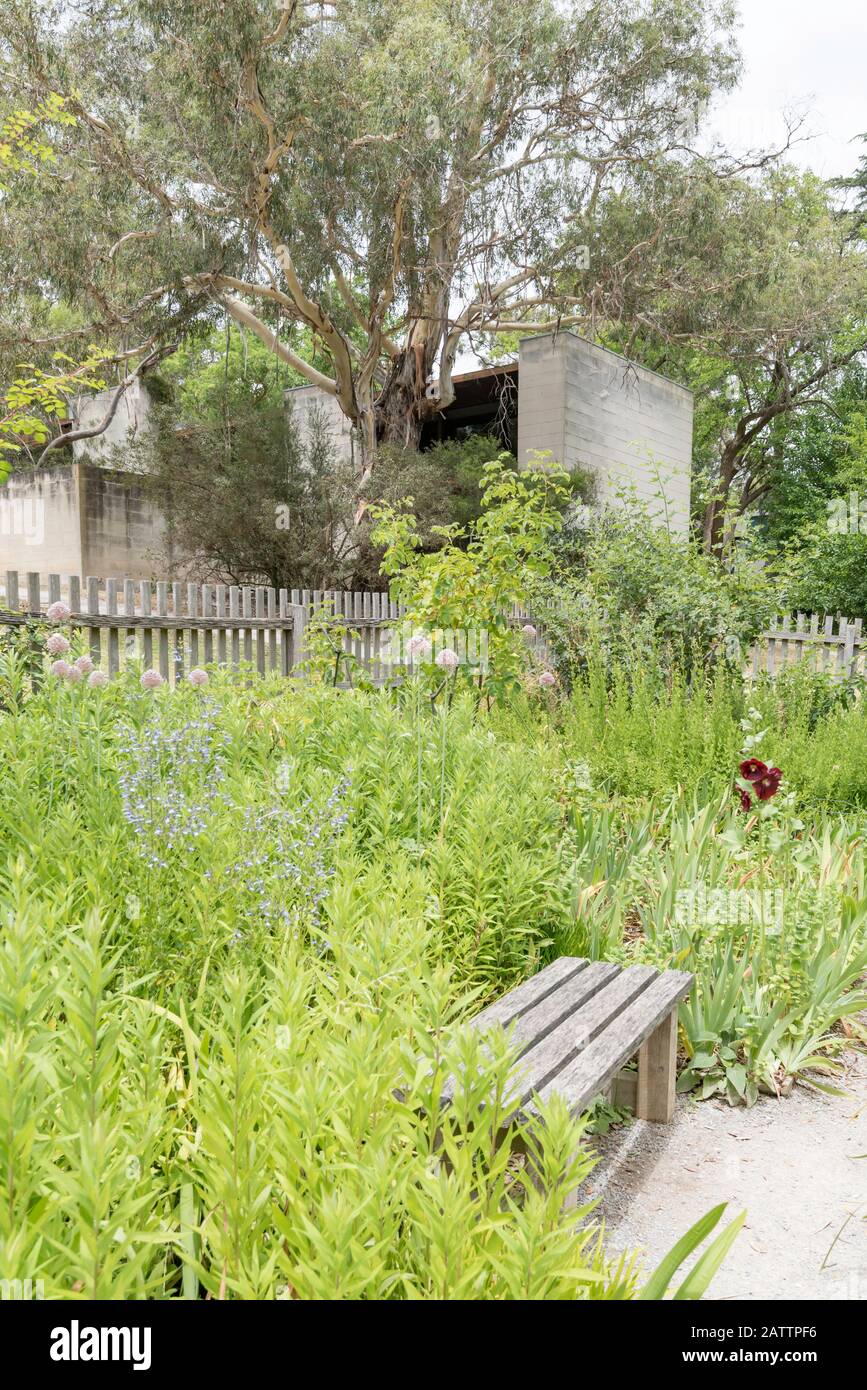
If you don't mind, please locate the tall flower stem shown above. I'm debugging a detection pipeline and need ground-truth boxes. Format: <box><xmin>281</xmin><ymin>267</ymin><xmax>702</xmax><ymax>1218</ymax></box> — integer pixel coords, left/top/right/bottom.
<box><xmin>438</xmin><ymin>704</ymin><xmax>448</xmax><ymax>831</ymax></box>
<box><xmin>415</xmin><ymin>676</ymin><xmax>423</xmax><ymax>845</ymax></box>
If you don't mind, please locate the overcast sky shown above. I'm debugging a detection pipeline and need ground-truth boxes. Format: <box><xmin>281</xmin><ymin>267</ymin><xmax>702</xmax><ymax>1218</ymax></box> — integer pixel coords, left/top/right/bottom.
<box><xmin>713</xmin><ymin>0</ymin><xmax>866</xmax><ymax>178</ymax></box>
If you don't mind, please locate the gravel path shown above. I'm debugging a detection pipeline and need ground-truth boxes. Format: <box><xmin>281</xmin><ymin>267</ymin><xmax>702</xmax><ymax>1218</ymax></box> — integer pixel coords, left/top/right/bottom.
<box><xmin>581</xmin><ymin>1049</ymin><xmax>867</xmax><ymax>1300</ymax></box>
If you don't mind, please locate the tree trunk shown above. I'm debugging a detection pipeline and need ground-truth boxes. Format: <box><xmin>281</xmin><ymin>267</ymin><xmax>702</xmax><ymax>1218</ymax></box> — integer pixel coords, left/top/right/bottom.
<box><xmin>702</xmin><ymin>443</ymin><xmax>738</xmax><ymax>557</ymax></box>
<box><xmin>374</xmin><ymin>329</ymin><xmax>448</xmax><ymax>451</ymax></box>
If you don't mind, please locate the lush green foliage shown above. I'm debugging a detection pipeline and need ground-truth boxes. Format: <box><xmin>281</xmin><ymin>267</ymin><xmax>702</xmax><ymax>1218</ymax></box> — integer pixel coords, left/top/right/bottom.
<box><xmin>134</xmin><ymin>385</ymin><xmax>358</xmax><ymax>589</ymax></box>
<box><xmin>0</xmin><ymin>349</ymin><xmax>107</xmax><ymax>476</ymax></box>
<box><xmin>537</xmin><ymin>503</ymin><xmax>774</xmax><ymax>676</ymax></box>
<box><xmin>0</xmin><ymin>642</ymin><xmax>759</xmax><ymax>1299</ymax></box>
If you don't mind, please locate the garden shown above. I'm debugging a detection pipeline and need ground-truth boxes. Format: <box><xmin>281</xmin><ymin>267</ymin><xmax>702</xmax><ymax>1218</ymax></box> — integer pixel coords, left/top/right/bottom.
<box><xmin>2</xmin><ymin>461</ymin><xmax>866</xmax><ymax>1303</ymax></box>
<box><xmin>2</xmin><ymin>0</ymin><xmax>867</xmax><ymax>1320</ymax></box>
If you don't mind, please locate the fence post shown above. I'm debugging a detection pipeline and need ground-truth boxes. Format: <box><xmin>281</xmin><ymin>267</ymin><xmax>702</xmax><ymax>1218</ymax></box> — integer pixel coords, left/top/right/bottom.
<box><xmin>288</xmin><ymin>602</ymin><xmax>307</xmax><ymax>673</ymax></box>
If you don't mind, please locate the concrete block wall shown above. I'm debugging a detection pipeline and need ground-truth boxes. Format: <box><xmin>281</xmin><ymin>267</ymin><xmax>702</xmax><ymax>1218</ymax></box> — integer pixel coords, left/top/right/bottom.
<box><xmin>0</xmin><ymin>463</ymin><xmax>170</xmax><ymax>581</ymax></box>
<box><xmin>517</xmin><ymin>332</ymin><xmax>693</xmax><ymax>535</ymax></box>
<box><xmin>286</xmin><ymin>384</ymin><xmax>356</xmax><ymax>467</ymax></box>
<box><xmin>77</xmin><ymin>464</ymin><xmax>172</xmax><ymax>578</ymax></box>
<box><xmin>72</xmin><ymin>377</ymin><xmax>153</xmax><ymax>463</ymax></box>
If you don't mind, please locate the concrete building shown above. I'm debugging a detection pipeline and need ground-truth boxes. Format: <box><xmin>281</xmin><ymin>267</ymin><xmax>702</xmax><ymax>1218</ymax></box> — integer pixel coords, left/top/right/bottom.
<box><xmin>0</xmin><ymin>330</ymin><xmax>693</xmax><ymax>580</ymax></box>
<box><xmin>288</xmin><ymin>330</ymin><xmax>693</xmax><ymax>535</ymax></box>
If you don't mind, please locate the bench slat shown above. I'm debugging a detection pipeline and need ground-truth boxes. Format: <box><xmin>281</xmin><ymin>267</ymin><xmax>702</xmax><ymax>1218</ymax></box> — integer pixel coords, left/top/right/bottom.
<box><xmin>441</xmin><ymin>961</ymin><xmax>609</xmax><ymax>1105</ymax></box>
<box><xmin>504</xmin><ymin>960</ymin><xmax>620</xmax><ymax>1057</ymax></box>
<box><xmin>535</xmin><ymin>969</ymin><xmax>694</xmax><ymax>1115</ymax></box>
<box><xmin>471</xmin><ymin>955</ymin><xmax>588</xmax><ymax>1032</ymax></box>
<box><xmin>508</xmin><ymin>964</ymin><xmax>658</xmax><ymax>1104</ymax></box>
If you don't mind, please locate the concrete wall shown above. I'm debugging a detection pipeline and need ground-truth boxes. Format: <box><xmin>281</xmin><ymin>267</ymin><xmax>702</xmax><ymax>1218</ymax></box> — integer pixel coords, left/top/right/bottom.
<box><xmin>0</xmin><ymin>462</ymin><xmax>170</xmax><ymax>580</ymax></box>
<box><xmin>0</xmin><ymin>465</ymin><xmax>82</xmax><ymax>575</ymax></box>
<box><xmin>517</xmin><ymin>332</ymin><xmax>693</xmax><ymax>534</ymax></box>
<box><xmin>287</xmin><ymin>336</ymin><xmax>693</xmax><ymax>534</ymax></box>
<box><xmin>71</xmin><ymin>378</ymin><xmax>153</xmax><ymax>464</ymax></box>
<box><xmin>286</xmin><ymin>384</ymin><xmax>356</xmax><ymax>467</ymax></box>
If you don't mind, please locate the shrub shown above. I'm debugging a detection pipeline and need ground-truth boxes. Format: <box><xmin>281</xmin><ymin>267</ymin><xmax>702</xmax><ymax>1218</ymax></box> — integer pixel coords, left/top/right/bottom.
<box><xmin>776</xmin><ymin>525</ymin><xmax>867</xmax><ymax>623</ymax></box>
<box><xmin>536</xmin><ymin>503</ymin><xmax>774</xmax><ymax>677</ymax></box>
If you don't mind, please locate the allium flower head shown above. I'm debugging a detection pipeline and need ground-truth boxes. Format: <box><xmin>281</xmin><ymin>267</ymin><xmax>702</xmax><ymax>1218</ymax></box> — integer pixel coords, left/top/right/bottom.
<box><xmin>521</xmin><ymin>623</ymin><xmax>537</xmax><ymax>640</ymax></box>
<box><xmin>50</xmin><ymin>659</ymin><xmax>72</xmax><ymax>678</ymax></box>
<box><xmin>539</xmin><ymin>670</ymin><xmax>557</xmax><ymax>687</ymax></box>
<box><xmin>65</xmin><ymin>663</ymin><xmax>83</xmax><ymax>683</ymax></box>
<box><xmin>46</xmin><ymin>633</ymin><xmax>70</xmax><ymax>655</ymax></box>
<box><xmin>74</xmin><ymin>654</ymin><xmax>94</xmax><ymax>673</ymax></box>
<box><xmin>188</xmin><ymin>668</ymin><xmax>209</xmax><ymax>687</ymax></box>
<box><xmin>435</xmin><ymin>647</ymin><xmax>459</xmax><ymax>671</ymax></box>
<box><xmin>46</xmin><ymin>601</ymin><xmax>71</xmax><ymax>624</ymax></box>
<box><xmin>406</xmin><ymin>633</ymin><xmax>432</xmax><ymax>659</ymax></box>
<box><xmin>141</xmin><ymin>668</ymin><xmax>165</xmax><ymax>689</ymax></box>
<box><xmin>88</xmin><ymin>670</ymin><xmax>109</xmax><ymax>688</ymax></box>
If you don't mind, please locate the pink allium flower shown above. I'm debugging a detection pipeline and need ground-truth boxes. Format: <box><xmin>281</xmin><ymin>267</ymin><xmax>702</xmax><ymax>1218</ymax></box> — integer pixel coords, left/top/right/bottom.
<box><xmin>46</xmin><ymin>600</ymin><xmax>71</xmax><ymax>624</ymax></box>
<box><xmin>539</xmin><ymin>670</ymin><xmax>557</xmax><ymax>688</ymax></box>
<box><xmin>141</xmin><ymin>668</ymin><xmax>165</xmax><ymax>689</ymax></box>
<box><xmin>406</xmin><ymin>633</ymin><xmax>432</xmax><ymax>659</ymax></box>
<box><xmin>50</xmin><ymin>659</ymin><xmax>72</xmax><ymax>678</ymax></box>
<box><xmin>521</xmin><ymin>623</ymin><xmax>537</xmax><ymax>640</ymax></box>
<box><xmin>65</xmin><ymin>663</ymin><xmax>83</xmax><ymax>683</ymax></box>
<box><xmin>188</xmin><ymin>667</ymin><xmax>209</xmax><ymax>687</ymax></box>
<box><xmin>435</xmin><ymin>647</ymin><xmax>459</xmax><ymax>671</ymax></box>
<box><xmin>88</xmin><ymin>670</ymin><xmax>109</xmax><ymax>688</ymax></box>
<box><xmin>74</xmin><ymin>654</ymin><xmax>94</xmax><ymax>674</ymax></box>
<box><xmin>46</xmin><ymin>633</ymin><xmax>70</xmax><ymax>655</ymax></box>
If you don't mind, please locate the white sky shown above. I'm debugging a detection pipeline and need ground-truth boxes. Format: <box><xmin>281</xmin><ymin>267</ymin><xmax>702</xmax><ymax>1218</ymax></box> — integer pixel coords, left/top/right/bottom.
<box><xmin>712</xmin><ymin>0</ymin><xmax>867</xmax><ymax>179</ymax></box>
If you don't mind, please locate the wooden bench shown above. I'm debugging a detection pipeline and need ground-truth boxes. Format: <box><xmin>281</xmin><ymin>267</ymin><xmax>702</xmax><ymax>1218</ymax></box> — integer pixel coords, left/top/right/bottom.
<box><xmin>462</xmin><ymin>956</ymin><xmax>694</xmax><ymax>1124</ymax></box>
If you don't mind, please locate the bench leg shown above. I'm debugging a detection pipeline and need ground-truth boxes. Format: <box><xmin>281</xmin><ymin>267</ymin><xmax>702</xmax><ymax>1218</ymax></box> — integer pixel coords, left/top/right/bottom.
<box><xmin>636</xmin><ymin>1006</ymin><xmax>678</xmax><ymax>1122</ymax></box>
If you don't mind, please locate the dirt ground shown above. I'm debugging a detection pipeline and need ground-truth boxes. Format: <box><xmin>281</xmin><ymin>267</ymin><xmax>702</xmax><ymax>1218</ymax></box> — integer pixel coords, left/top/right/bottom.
<box><xmin>582</xmin><ymin>1048</ymin><xmax>867</xmax><ymax>1300</ymax></box>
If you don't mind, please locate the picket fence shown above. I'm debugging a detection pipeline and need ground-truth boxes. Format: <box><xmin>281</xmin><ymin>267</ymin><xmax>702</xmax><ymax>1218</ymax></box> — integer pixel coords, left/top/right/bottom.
<box><xmin>0</xmin><ymin>571</ymin><xmax>409</xmax><ymax>682</ymax></box>
<box><xmin>0</xmin><ymin>569</ymin><xmax>863</xmax><ymax>684</ymax></box>
<box><xmin>751</xmin><ymin>614</ymin><xmax>863</xmax><ymax>680</ymax></box>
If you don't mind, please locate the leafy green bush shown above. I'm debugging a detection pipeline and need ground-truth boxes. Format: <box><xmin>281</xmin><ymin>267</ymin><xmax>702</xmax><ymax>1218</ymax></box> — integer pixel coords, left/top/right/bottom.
<box><xmin>777</xmin><ymin>525</ymin><xmax>867</xmax><ymax>623</ymax></box>
<box><xmin>537</xmin><ymin>504</ymin><xmax>774</xmax><ymax>677</ymax></box>
<box><xmin>372</xmin><ymin>453</ymin><xmax>569</xmax><ymax>701</ymax></box>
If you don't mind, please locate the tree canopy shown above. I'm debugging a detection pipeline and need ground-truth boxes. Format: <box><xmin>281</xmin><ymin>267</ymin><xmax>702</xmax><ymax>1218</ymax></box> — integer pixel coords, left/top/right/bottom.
<box><xmin>593</xmin><ymin>163</ymin><xmax>867</xmax><ymax>551</ymax></box>
<box><xmin>0</xmin><ymin>0</ymin><xmax>742</xmax><ymax>469</ymax></box>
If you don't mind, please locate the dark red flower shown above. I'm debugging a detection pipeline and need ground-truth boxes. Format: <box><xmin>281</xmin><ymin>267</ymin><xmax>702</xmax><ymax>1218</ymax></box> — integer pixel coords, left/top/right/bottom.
<box><xmin>739</xmin><ymin>758</ymin><xmax>767</xmax><ymax>781</ymax></box>
<box><xmin>739</xmin><ymin>788</ymin><xmax>753</xmax><ymax>812</ymax></box>
<box><xmin>754</xmin><ymin>767</ymin><xmax>782</xmax><ymax>801</ymax></box>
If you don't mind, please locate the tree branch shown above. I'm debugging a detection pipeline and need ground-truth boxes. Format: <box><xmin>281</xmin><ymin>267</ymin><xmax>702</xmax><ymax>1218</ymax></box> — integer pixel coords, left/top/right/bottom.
<box><xmin>36</xmin><ymin>345</ymin><xmax>174</xmax><ymax>465</ymax></box>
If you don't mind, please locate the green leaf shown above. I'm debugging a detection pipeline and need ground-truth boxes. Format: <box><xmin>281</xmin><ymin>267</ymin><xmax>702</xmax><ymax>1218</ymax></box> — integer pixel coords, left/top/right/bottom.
<box><xmin>637</xmin><ymin>1204</ymin><xmax>727</xmax><ymax>1300</ymax></box>
<box><xmin>673</xmin><ymin>1209</ymin><xmax>746</xmax><ymax>1300</ymax></box>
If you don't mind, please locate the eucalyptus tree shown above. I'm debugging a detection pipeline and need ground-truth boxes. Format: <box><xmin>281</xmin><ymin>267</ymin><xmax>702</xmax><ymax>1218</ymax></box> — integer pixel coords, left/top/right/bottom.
<box><xmin>591</xmin><ymin>163</ymin><xmax>867</xmax><ymax>552</ymax></box>
<box><xmin>0</xmin><ymin>0</ymin><xmax>741</xmax><ymax>474</ymax></box>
